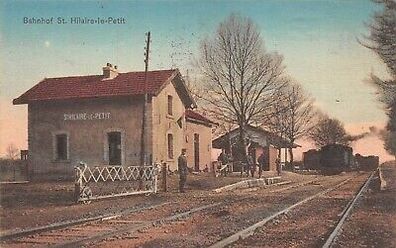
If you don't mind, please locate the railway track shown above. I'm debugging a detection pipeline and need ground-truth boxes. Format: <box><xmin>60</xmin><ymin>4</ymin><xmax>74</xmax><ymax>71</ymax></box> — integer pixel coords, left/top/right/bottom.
<box><xmin>220</xmin><ymin>171</ymin><xmax>375</xmax><ymax>248</ymax></box>
<box><xmin>1</xmin><ymin>198</ymin><xmax>221</xmax><ymax>248</ymax></box>
<box><xmin>0</xmin><ymin>201</ymin><xmax>170</xmax><ymax>241</ymax></box>
<box><xmin>322</xmin><ymin>171</ymin><xmax>375</xmax><ymax>248</ymax></box>
<box><xmin>1</xmin><ymin>173</ymin><xmax>366</xmax><ymax>248</ymax></box>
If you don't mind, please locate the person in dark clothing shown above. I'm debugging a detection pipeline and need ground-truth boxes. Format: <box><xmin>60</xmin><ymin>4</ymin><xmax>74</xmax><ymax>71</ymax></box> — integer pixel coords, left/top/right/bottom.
<box><xmin>178</xmin><ymin>149</ymin><xmax>188</xmax><ymax>193</ymax></box>
<box><xmin>257</xmin><ymin>152</ymin><xmax>265</xmax><ymax>178</ymax></box>
<box><xmin>248</xmin><ymin>154</ymin><xmax>256</xmax><ymax>177</ymax></box>
<box><xmin>218</xmin><ymin>150</ymin><xmax>229</xmax><ymax>176</ymax></box>
<box><xmin>276</xmin><ymin>157</ymin><xmax>282</xmax><ymax>176</ymax></box>
<box><xmin>218</xmin><ymin>151</ymin><xmax>225</xmax><ymax>164</ymax></box>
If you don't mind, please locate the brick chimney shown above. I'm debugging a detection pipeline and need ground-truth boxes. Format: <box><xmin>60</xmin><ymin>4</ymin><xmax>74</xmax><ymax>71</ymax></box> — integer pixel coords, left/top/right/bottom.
<box><xmin>102</xmin><ymin>63</ymin><xmax>118</xmax><ymax>80</ymax></box>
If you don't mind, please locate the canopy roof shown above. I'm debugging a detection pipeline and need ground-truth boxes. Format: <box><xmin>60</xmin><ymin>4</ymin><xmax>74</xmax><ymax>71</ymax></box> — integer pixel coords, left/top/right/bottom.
<box><xmin>212</xmin><ymin>125</ymin><xmax>300</xmax><ymax>149</ymax></box>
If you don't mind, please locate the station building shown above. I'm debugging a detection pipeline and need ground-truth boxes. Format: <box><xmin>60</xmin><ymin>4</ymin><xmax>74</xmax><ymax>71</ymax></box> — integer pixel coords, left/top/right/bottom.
<box><xmin>212</xmin><ymin>125</ymin><xmax>299</xmax><ymax>171</ymax></box>
<box><xmin>13</xmin><ymin>64</ymin><xmax>215</xmax><ymax>179</ymax></box>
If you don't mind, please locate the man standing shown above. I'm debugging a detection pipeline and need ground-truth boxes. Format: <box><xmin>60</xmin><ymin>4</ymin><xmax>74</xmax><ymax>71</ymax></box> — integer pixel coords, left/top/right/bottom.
<box><xmin>218</xmin><ymin>150</ymin><xmax>229</xmax><ymax>176</ymax></box>
<box><xmin>257</xmin><ymin>152</ymin><xmax>265</xmax><ymax>178</ymax></box>
<box><xmin>276</xmin><ymin>157</ymin><xmax>282</xmax><ymax>176</ymax></box>
<box><xmin>178</xmin><ymin>148</ymin><xmax>188</xmax><ymax>193</ymax></box>
<box><xmin>248</xmin><ymin>154</ymin><xmax>256</xmax><ymax>177</ymax></box>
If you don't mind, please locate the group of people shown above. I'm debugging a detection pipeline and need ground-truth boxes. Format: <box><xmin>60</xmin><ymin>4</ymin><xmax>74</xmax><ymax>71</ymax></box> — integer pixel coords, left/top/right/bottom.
<box><xmin>219</xmin><ymin>150</ymin><xmax>282</xmax><ymax>178</ymax></box>
<box><xmin>177</xmin><ymin>148</ymin><xmax>283</xmax><ymax>193</ymax></box>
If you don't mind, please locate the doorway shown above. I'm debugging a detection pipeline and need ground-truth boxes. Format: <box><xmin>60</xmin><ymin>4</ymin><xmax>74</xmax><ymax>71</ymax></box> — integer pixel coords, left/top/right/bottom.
<box><xmin>194</xmin><ymin>133</ymin><xmax>200</xmax><ymax>171</ymax></box>
<box><xmin>108</xmin><ymin>132</ymin><xmax>121</xmax><ymax>165</ymax></box>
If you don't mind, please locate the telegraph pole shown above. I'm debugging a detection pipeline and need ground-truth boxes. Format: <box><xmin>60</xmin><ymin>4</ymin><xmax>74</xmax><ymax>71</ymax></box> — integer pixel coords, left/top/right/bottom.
<box><xmin>140</xmin><ymin>31</ymin><xmax>150</xmax><ymax>168</ymax></box>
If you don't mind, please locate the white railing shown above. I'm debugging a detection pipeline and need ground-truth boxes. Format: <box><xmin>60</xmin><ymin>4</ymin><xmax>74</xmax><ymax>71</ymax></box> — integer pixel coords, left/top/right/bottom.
<box><xmin>74</xmin><ymin>163</ymin><xmax>159</xmax><ymax>203</ymax></box>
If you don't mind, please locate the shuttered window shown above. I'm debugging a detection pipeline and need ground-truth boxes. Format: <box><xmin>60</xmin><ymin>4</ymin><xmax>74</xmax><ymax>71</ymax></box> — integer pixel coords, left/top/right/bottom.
<box><xmin>167</xmin><ymin>95</ymin><xmax>173</xmax><ymax>115</ymax></box>
<box><xmin>167</xmin><ymin>133</ymin><xmax>173</xmax><ymax>159</ymax></box>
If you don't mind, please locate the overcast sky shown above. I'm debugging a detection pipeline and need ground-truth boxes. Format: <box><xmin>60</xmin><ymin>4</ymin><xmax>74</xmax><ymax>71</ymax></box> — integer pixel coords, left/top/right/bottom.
<box><xmin>0</xmin><ymin>0</ymin><xmax>392</xmax><ymax>161</ymax></box>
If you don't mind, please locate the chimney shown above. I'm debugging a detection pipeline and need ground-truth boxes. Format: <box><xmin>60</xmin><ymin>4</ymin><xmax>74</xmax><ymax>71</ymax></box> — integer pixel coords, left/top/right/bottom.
<box><xmin>102</xmin><ymin>63</ymin><xmax>118</xmax><ymax>80</ymax></box>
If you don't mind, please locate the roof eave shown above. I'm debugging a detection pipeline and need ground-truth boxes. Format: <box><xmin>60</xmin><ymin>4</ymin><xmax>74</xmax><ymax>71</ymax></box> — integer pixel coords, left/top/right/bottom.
<box><xmin>212</xmin><ymin>125</ymin><xmax>300</xmax><ymax>149</ymax></box>
<box><xmin>173</xmin><ymin>70</ymin><xmax>197</xmax><ymax>109</ymax></box>
<box><xmin>186</xmin><ymin>116</ymin><xmax>216</xmax><ymax>127</ymax></box>
<box><xmin>12</xmin><ymin>94</ymin><xmax>144</xmax><ymax>105</ymax></box>
<box><xmin>12</xmin><ymin>98</ymin><xmax>26</xmax><ymax>105</ymax></box>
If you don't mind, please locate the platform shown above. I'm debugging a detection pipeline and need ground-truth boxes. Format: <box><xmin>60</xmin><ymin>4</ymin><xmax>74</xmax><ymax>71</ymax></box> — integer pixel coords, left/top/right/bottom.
<box><xmin>379</xmin><ymin>161</ymin><xmax>396</xmax><ymax>191</ymax></box>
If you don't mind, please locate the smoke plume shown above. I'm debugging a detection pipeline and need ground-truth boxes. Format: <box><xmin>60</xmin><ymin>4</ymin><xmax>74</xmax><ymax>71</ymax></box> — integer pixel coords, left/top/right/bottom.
<box><xmin>348</xmin><ymin>126</ymin><xmax>387</xmax><ymax>143</ymax></box>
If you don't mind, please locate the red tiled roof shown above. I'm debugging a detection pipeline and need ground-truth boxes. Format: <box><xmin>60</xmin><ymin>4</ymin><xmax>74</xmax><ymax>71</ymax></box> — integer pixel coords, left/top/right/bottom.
<box><xmin>185</xmin><ymin>109</ymin><xmax>216</xmax><ymax>126</ymax></box>
<box><xmin>13</xmin><ymin>69</ymin><xmax>178</xmax><ymax>105</ymax></box>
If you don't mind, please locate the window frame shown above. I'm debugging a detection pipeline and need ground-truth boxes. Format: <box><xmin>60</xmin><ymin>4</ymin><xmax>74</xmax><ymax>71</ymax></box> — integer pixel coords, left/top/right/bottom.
<box><xmin>52</xmin><ymin>131</ymin><xmax>70</xmax><ymax>162</ymax></box>
<box><xmin>167</xmin><ymin>95</ymin><xmax>173</xmax><ymax>116</ymax></box>
<box><xmin>167</xmin><ymin>133</ymin><xmax>174</xmax><ymax>159</ymax></box>
<box><xmin>103</xmin><ymin>128</ymin><xmax>125</xmax><ymax>165</ymax></box>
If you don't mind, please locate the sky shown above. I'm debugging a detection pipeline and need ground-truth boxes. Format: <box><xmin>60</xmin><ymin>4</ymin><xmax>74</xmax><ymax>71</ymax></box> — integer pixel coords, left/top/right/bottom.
<box><xmin>0</xmin><ymin>0</ymin><xmax>392</xmax><ymax>162</ymax></box>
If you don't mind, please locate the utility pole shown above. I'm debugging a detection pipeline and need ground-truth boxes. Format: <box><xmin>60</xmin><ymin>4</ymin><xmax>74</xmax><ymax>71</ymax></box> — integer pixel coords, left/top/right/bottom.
<box><xmin>140</xmin><ymin>31</ymin><xmax>150</xmax><ymax>168</ymax></box>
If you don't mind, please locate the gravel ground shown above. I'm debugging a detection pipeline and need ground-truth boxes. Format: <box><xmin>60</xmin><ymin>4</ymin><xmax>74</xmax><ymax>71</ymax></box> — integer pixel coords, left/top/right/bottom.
<box><xmin>85</xmin><ymin>174</ymin><xmax>352</xmax><ymax>248</ymax></box>
<box><xmin>332</xmin><ymin>164</ymin><xmax>396</xmax><ymax>248</ymax></box>
<box><xmin>230</xmin><ymin>173</ymin><xmax>369</xmax><ymax>248</ymax></box>
<box><xmin>2</xmin><ymin>169</ymin><xmax>390</xmax><ymax>248</ymax></box>
<box><xmin>0</xmin><ymin>171</ymin><xmax>312</xmax><ymax>233</ymax></box>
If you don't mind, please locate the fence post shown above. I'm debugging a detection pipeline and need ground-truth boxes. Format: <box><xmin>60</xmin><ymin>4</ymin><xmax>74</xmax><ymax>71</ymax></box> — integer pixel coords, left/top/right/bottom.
<box><xmin>153</xmin><ymin>164</ymin><xmax>159</xmax><ymax>193</ymax></box>
<box><xmin>13</xmin><ymin>162</ymin><xmax>16</xmax><ymax>181</ymax></box>
<box><xmin>74</xmin><ymin>166</ymin><xmax>83</xmax><ymax>203</ymax></box>
<box><xmin>139</xmin><ymin>166</ymin><xmax>144</xmax><ymax>190</ymax></box>
<box><xmin>24</xmin><ymin>161</ymin><xmax>28</xmax><ymax>181</ymax></box>
<box><xmin>162</xmin><ymin>162</ymin><xmax>167</xmax><ymax>192</ymax></box>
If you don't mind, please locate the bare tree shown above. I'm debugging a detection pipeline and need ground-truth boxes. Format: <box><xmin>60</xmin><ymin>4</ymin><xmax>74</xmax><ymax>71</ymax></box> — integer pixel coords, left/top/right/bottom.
<box><xmin>198</xmin><ymin>14</ymin><xmax>287</xmax><ymax>163</ymax></box>
<box><xmin>265</xmin><ymin>83</ymin><xmax>291</xmax><ymax>157</ymax></box>
<box><xmin>6</xmin><ymin>143</ymin><xmax>19</xmax><ymax>160</ymax></box>
<box><xmin>274</xmin><ymin>83</ymin><xmax>317</xmax><ymax>164</ymax></box>
<box><xmin>309</xmin><ymin>116</ymin><xmax>350</xmax><ymax>148</ymax></box>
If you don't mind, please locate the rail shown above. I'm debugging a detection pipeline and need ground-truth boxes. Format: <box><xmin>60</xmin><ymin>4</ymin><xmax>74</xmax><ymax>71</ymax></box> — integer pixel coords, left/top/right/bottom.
<box><xmin>3</xmin><ymin>174</ymin><xmax>358</xmax><ymax>247</ymax></box>
<box><xmin>322</xmin><ymin>171</ymin><xmax>375</xmax><ymax>248</ymax></box>
<box><xmin>209</xmin><ymin>176</ymin><xmax>357</xmax><ymax>248</ymax></box>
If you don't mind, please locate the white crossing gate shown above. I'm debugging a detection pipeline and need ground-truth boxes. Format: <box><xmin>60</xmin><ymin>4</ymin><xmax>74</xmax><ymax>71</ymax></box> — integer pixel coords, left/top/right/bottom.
<box><xmin>74</xmin><ymin>163</ymin><xmax>159</xmax><ymax>203</ymax></box>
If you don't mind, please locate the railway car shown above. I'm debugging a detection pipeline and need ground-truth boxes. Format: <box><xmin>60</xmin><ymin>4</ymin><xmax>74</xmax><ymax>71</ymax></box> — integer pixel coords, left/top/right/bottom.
<box><xmin>303</xmin><ymin>149</ymin><xmax>321</xmax><ymax>170</ymax></box>
<box><xmin>320</xmin><ymin>144</ymin><xmax>355</xmax><ymax>169</ymax></box>
<box><xmin>303</xmin><ymin>144</ymin><xmax>358</xmax><ymax>174</ymax></box>
<box><xmin>355</xmin><ymin>154</ymin><xmax>380</xmax><ymax>171</ymax></box>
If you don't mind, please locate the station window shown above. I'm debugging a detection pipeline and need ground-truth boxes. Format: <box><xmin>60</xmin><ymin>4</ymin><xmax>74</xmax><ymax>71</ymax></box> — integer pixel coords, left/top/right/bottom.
<box><xmin>55</xmin><ymin>134</ymin><xmax>68</xmax><ymax>160</ymax></box>
<box><xmin>167</xmin><ymin>95</ymin><xmax>173</xmax><ymax>116</ymax></box>
<box><xmin>167</xmin><ymin>133</ymin><xmax>174</xmax><ymax>159</ymax></box>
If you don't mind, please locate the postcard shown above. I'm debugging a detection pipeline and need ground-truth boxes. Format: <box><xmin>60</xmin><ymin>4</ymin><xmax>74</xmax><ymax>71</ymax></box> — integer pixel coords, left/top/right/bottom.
<box><xmin>0</xmin><ymin>1</ymin><xmax>394</xmax><ymax>247</ymax></box>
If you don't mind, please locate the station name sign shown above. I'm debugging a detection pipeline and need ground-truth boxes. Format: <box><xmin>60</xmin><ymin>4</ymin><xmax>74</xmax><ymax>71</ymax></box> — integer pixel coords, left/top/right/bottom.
<box><xmin>64</xmin><ymin>112</ymin><xmax>111</xmax><ymax>121</ymax></box>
